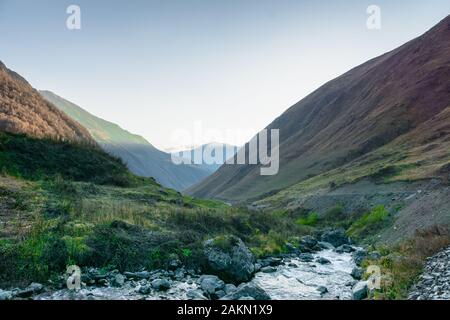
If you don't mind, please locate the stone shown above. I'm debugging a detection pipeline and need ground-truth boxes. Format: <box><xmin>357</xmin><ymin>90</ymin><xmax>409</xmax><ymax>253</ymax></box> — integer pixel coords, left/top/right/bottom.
<box><xmin>111</xmin><ymin>274</ymin><xmax>126</xmax><ymax>287</ymax></box>
<box><xmin>0</xmin><ymin>289</ymin><xmax>13</xmax><ymax>300</ymax></box>
<box><xmin>353</xmin><ymin>249</ymin><xmax>367</xmax><ymax>266</ymax></box>
<box><xmin>261</xmin><ymin>266</ymin><xmax>277</xmax><ymax>273</ymax></box>
<box><xmin>335</xmin><ymin>244</ymin><xmax>356</xmax><ymax>253</ymax></box>
<box><xmin>298</xmin><ymin>236</ymin><xmax>320</xmax><ymax>252</ymax></box>
<box><xmin>224</xmin><ymin>284</ymin><xmax>237</xmax><ymax>295</ymax></box>
<box><xmin>124</xmin><ymin>271</ymin><xmax>151</xmax><ymax>279</ymax></box>
<box><xmin>320</xmin><ymin>229</ymin><xmax>350</xmax><ymax>247</ymax></box>
<box><xmin>351</xmin><ymin>267</ymin><xmax>364</xmax><ymax>280</ymax></box>
<box><xmin>151</xmin><ymin>279</ymin><xmax>171</xmax><ymax>291</ymax></box>
<box><xmin>298</xmin><ymin>253</ymin><xmax>314</xmax><ymax>262</ymax></box>
<box><xmin>317</xmin><ymin>286</ymin><xmax>328</xmax><ymax>295</ymax></box>
<box><xmin>15</xmin><ymin>282</ymin><xmax>44</xmax><ymax>298</ymax></box>
<box><xmin>138</xmin><ymin>285</ymin><xmax>152</xmax><ymax>295</ymax></box>
<box><xmin>316</xmin><ymin>257</ymin><xmax>331</xmax><ymax>265</ymax></box>
<box><xmin>186</xmin><ymin>289</ymin><xmax>207</xmax><ymax>300</ymax></box>
<box><xmin>352</xmin><ymin>281</ymin><xmax>368</xmax><ymax>300</ymax></box>
<box><xmin>203</xmin><ymin>236</ymin><xmax>255</xmax><ymax>283</ymax></box>
<box><xmin>318</xmin><ymin>241</ymin><xmax>335</xmax><ymax>250</ymax></box>
<box><xmin>199</xmin><ymin>275</ymin><xmax>225</xmax><ymax>296</ymax></box>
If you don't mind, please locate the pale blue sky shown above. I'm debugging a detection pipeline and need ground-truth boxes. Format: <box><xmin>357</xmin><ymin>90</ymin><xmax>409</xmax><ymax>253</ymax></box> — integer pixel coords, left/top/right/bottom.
<box><xmin>0</xmin><ymin>0</ymin><xmax>448</xmax><ymax>149</ymax></box>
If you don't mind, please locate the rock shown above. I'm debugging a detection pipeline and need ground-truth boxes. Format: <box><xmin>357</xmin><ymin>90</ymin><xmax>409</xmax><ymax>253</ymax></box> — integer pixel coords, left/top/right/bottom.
<box><xmin>168</xmin><ymin>256</ymin><xmax>182</xmax><ymax>270</ymax></box>
<box><xmin>352</xmin><ymin>281</ymin><xmax>368</xmax><ymax>300</ymax></box>
<box><xmin>224</xmin><ymin>284</ymin><xmax>237</xmax><ymax>295</ymax></box>
<box><xmin>298</xmin><ymin>253</ymin><xmax>314</xmax><ymax>262</ymax></box>
<box><xmin>335</xmin><ymin>244</ymin><xmax>356</xmax><ymax>253</ymax></box>
<box><xmin>317</xmin><ymin>286</ymin><xmax>328</xmax><ymax>295</ymax></box>
<box><xmin>262</xmin><ymin>257</ymin><xmax>283</xmax><ymax>267</ymax></box>
<box><xmin>215</xmin><ymin>290</ymin><xmax>226</xmax><ymax>299</ymax></box>
<box><xmin>318</xmin><ymin>241</ymin><xmax>335</xmax><ymax>250</ymax></box>
<box><xmin>320</xmin><ymin>229</ymin><xmax>350</xmax><ymax>247</ymax></box>
<box><xmin>124</xmin><ymin>271</ymin><xmax>151</xmax><ymax>279</ymax></box>
<box><xmin>285</xmin><ymin>243</ymin><xmax>299</xmax><ymax>254</ymax></box>
<box><xmin>111</xmin><ymin>274</ymin><xmax>126</xmax><ymax>287</ymax></box>
<box><xmin>367</xmin><ymin>251</ymin><xmax>381</xmax><ymax>261</ymax></box>
<box><xmin>261</xmin><ymin>266</ymin><xmax>277</xmax><ymax>273</ymax></box>
<box><xmin>186</xmin><ymin>289</ymin><xmax>208</xmax><ymax>300</ymax></box>
<box><xmin>353</xmin><ymin>249</ymin><xmax>367</xmax><ymax>266</ymax></box>
<box><xmin>351</xmin><ymin>267</ymin><xmax>364</xmax><ymax>280</ymax></box>
<box><xmin>15</xmin><ymin>283</ymin><xmax>44</xmax><ymax>298</ymax></box>
<box><xmin>238</xmin><ymin>296</ymin><xmax>255</xmax><ymax>300</ymax></box>
<box><xmin>199</xmin><ymin>275</ymin><xmax>225</xmax><ymax>296</ymax></box>
<box><xmin>0</xmin><ymin>289</ymin><xmax>13</xmax><ymax>300</ymax></box>
<box><xmin>222</xmin><ymin>283</ymin><xmax>271</xmax><ymax>300</ymax></box>
<box><xmin>138</xmin><ymin>285</ymin><xmax>152</xmax><ymax>295</ymax></box>
<box><xmin>203</xmin><ymin>236</ymin><xmax>255</xmax><ymax>283</ymax></box>
<box><xmin>151</xmin><ymin>279</ymin><xmax>171</xmax><ymax>291</ymax></box>
<box><xmin>316</xmin><ymin>257</ymin><xmax>331</xmax><ymax>265</ymax></box>
<box><xmin>288</xmin><ymin>263</ymin><xmax>298</xmax><ymax>268</ymax></box>
<box><xmin>298</xmin><ymin>236</ymin><xmax>320</xmax><ymax>253</ymax></box>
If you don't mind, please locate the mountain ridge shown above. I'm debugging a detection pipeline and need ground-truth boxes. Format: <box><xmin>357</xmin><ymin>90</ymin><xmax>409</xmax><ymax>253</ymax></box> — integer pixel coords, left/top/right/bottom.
<box><xmin>189</xmin><ymin>15</ymin><xmax>450</xmax><ymax>202</ymax></box>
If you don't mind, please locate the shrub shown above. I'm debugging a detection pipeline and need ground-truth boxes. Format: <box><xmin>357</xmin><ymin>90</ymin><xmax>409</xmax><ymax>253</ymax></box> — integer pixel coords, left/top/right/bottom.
<box><xmin>296</xmin><ymin>212</ymin><xmax>319</xmax><ymax>226</ymax></box>
<box><xmin>347</xmin><ymin>205</ymin><xmax>389</xmax><ymax>239</ymax></box>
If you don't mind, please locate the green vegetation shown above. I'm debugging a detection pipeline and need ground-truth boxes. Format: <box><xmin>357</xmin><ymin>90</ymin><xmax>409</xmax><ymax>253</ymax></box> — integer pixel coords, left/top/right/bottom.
<box><xmin>347</xmin><ymin>205</ymin><xmax>390</xmax><ymax>239</ymax></box>
<box><xmin>0</xmin><ymin>133</ymin><xmax>313</xmax><ymax>287</ymax></box>
<box><xmin>296</xmin><ymin>212</ymin><xmax>319</xmax><ymax>226</ymax></box>
<box><xmin>0</xmin><ymin>132</ymin><xmax>151</xmax><ymax>187</ymax></box>
<box><xmin>364</xmin><ymin>226</ymin><xmax>450</xmax><ymax>300</ymax></box>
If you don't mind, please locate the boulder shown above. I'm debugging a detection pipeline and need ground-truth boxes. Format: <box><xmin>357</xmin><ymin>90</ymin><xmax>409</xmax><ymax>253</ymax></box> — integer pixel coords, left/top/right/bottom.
<box><xmin>318</xmin><ymin>241</ymin><xmax>335</xmax><ymax>250</ymax></box>
<box><xmin>124</xmin><ymin>271</ymin><xmax>151</xmax><ymax>279</ymax></box>
<box><xmin>261</xmin><ymin>266</ymin><xmax>277</xmax><ymax>273</ymax></box>
<box><xmin>186</xmin><ymin>289</ymin><xmax>208</xmax><ymax>300</ymax></box>
<box><xmin>15</xmin><ymin>283</ymin><xmax>44</xmax><ymax>298</ymax></box>
<box><xmin>351</xmin><ymin>267</ymin><xmax>364</xmax><ymax>280</ymax></box>
<box><xmin>352</xmin><ymin>281</ymin><xmax>368</xmax><ymax>300</ymax></box>
<box><xmin>199</xmin><ymin>275</ymin><xmax>225</xmax><ymax>296</ymax></box>
<box><xmin>353</xmin><ymin>249</ymin><xmax>367</xmax><ymax>266</ymax></box>
<box><xmin>298</xmin><ymin>253</ymin><xmax>314</xmax><ymax>262</ymax></box>
<box><xmin>317</xmin><ymin>286</ymin><xmax>328</xmax><ymax>295</ymax></box>
<box><xmin>224</xmin><ymin>284</ymin><xmax>237</xmax><ymax>295</ymax></box>
<box><xmin>316</xmin><ymin>257</ymin><xmax>331</xmax><ymax>265</ymax></box>
<box><xmin>151</xmin><ymin>278</ymin><xmax>171</xmax><ymax>291</ymax></box>
<box><xmin>138</xmin><ymin>285</ymin><xmax>152</xmax><ymax>295</ymax></box>
<box><xmin>320</xmin><ymin>229</ymin><xmax>350</xmax><ymax>247</ymax></box>
<box><xmin>0</xmin><ymin>289</ymin><xmax>13</xmax><ymax>300</ymax></box>
<box><xmin>222</xmin><ymin>283</ymin><xmax>271</xmax><ymax>300</ymax></box>
<box><xmin>298</xmin><ymin>236</ymin><xmax>320</xmax><ymax>252</ymax></box>
<box><xmin>335</xmin><ymin>244</ymin><xmax>356</xmax><ymax>253</ymax></box>
<box><xmin>203</xmin><ymin>236</ymin><xmax>255</xmax><ymax>283</ymax></box>
<box><xmin>111</xmin><ymin>274</ymin><xmax>126</xmax><ymax>287</ymax></box>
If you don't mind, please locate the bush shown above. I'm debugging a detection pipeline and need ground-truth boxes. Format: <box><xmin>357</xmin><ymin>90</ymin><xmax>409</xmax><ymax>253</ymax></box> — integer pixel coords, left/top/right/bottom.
<box><xmin>347</xmin><ymin>205</ymin><xmax>389</xmax><ymax>239</ymax></box>
<box><xmin>296</xmin><ymin>212</ymin><xmax>319</xmax><ymax>226</ymax></box>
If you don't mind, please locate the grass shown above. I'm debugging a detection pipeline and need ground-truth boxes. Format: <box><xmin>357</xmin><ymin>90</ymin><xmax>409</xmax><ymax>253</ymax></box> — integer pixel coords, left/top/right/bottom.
<box><xmin>366</xmin><ymin>225</ymin><xmax>450</xmax><ymax>300</ymax></box>
<box><xmin>296</xmin><ymin>212</ymin><xmax>319</xmax><ymax>226</ymax></box>
<box><xmin>347</xmin><ymin>205</ymin><xmax>390</xmax><ymax>240</ymax></box>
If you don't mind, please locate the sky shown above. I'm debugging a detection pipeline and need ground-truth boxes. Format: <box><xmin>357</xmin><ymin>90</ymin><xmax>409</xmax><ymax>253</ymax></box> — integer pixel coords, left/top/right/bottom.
<box><xmin>0</xmin><ymin>0</ymin><xmax>449</xmax><ymax>150</ymax></box>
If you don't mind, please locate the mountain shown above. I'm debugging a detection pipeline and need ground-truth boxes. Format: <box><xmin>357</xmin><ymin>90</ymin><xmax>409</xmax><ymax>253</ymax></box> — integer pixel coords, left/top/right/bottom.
<box><xmin>170</xmin><ymin>142</ymin><xmax>239</xmax><ymax>173</ymax></box>
<box><xmin>0</xmin><ymin>62</ymin><xmax>94</xmax><ymax>145</ymax></box>
<box><xmin>189</xmin><ymin>15</ymin><xmax>450</xmax><ymax>202</ymax></box>
<box><xmin>40</xmin><ymin>91</ymin><xmax>212</xmax><ymax>191</ymax></box>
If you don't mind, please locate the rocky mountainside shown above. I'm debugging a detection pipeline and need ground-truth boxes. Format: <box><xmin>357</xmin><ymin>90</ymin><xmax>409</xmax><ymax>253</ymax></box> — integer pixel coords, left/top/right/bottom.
<box><xmin>40</xmin><ymin>91</ymin><xmax>212</xmax><ymax>191</ymax></box>
<box><xmin>0</xmin><ymin>62</ymin><xmax>94</xmax><ymax>145</ymax></box>
<box><xmin>189</xmin><ymin>15</ymin><xmax>450</xmax><ymax>202</ymax></box>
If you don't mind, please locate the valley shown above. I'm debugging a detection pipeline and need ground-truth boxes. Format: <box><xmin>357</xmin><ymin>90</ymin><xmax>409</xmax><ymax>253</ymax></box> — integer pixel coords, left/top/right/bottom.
<box><xmin>0</xmin><ymin>14</ymin><xmax>449</xmax><ymax>301</ymax></box>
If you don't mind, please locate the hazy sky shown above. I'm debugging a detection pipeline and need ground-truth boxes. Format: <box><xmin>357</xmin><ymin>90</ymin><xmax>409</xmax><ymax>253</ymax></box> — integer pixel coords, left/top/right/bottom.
<box><xmin>0</xmin><ymin>0</ymin><xmax>448</xmax><ymax>150</ymax></box>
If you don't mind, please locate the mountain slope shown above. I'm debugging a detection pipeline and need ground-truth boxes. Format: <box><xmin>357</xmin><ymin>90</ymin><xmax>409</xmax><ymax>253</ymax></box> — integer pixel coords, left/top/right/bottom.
<box><xmin>40</xmin><ymin>91</ymin><xmax>212</xmax><ymax>191</ymax></box>
<box><xmin>171</xmin><ymin>142</ymin><xmax>239</xmax><ymax>173</ymax></box>
<box><xmin>189</xmin><ymin>15</ymin><xmax>450</xmax><ymax>202</ymax></box>
<box><xmin>0</xmin><ymin>62</ymin><xmax>94</xmax><ymax>145</ymax></box>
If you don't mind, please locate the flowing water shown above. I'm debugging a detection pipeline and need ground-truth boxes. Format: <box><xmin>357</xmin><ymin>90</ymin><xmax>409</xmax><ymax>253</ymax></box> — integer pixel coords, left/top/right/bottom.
<box><xmin>32</xmin><ymin>249</ymin><xmax>357</xmax><ymax>300</ymax></box>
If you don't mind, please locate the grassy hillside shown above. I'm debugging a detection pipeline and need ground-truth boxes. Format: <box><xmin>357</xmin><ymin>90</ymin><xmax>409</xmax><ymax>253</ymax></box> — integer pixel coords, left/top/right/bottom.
<box><xmin>0</xmin><ymin>62</ymin><xmax>94</xmax><ymax>145</ymax></box>
<box><xmin>0</xmin><ymin>132</ymin><xmax>313</xmax><ymax>287</ymax></box>
<box><xmin>40</xmin><ymin>91</ymin><xmax>212</xmax><ymax>191</ymax></box>
<box><xmin>189</xmin><ymin>15</ymin><xmax>450</xmax><ymax>202</ymax></box>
